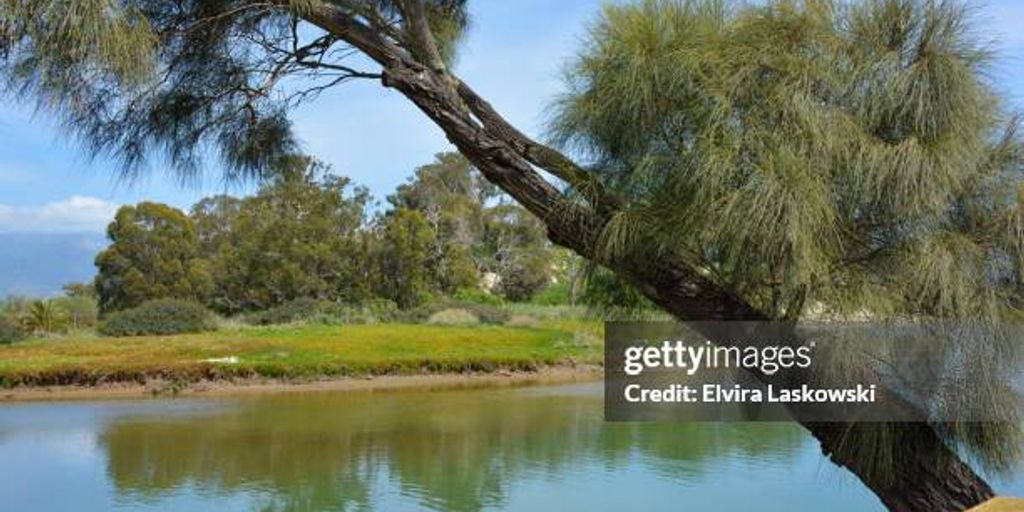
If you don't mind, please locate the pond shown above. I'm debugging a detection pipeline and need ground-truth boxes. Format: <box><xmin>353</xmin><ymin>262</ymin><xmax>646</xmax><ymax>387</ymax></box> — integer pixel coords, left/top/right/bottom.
<box><xmin>0</xmin><ymin>382</ymin><xmax>1021</xmax><ymax>511</ymax></box>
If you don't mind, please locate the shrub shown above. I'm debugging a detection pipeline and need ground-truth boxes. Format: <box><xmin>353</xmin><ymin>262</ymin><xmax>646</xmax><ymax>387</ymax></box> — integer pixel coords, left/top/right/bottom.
<box><xmin>323</xmin><ymin>299</ymin><xmax>400</xmax><ymax>325</ymax></box>
<box><xmin>406</xmin><ymin>299</ymin><xmax>510</xmax><ymax>325</ymax></box>
<box><xmin>53</xmin><ymin>296</ymin><xmax>99</xmax><ymax>329</ymax></box>
<box><xmin>23</xmin><ymin>300</ymin><xmax>69</xmax><ymax>335</ymax></box>
<box><xmin>245</xmin><ymin>298</ymin><xmax>401</xmax><ymax>326</ymax></box>
<box><xmin>505</xmin><ymin>315</ymin><xmax>540</xmax><ymax>328</ymax></box>
<box><xmin>453</xmin><ymin>288</ymin><xmax>504</xmax><ymax>306</ymax></box>
<box><xmin>426</xmin><ymin>308</ymin><xmax>480</xmax><ymax>326</ymax></box>
<box><xmin>244</xmin><ymin>298</ymin><xmax>324</xmax><ymax>325</ymax></box>
<box><xmin>244</xmin><ymin>299</ymin><xmax>403</xmax><ymax>325</ymax></box>
<box><xmin>530</xmin><ymin>282</ymin><xmax>572</xmax><ymax>306</ymax></box>
<box><xmin>0</xmin><ymin>316</ymin><xmax>26</xmax><ymax>344</ymax></box>
<box><xmin>99</xmin><ymin>299</ymin><xmax>218</xmax><ymax>337</ymax></box>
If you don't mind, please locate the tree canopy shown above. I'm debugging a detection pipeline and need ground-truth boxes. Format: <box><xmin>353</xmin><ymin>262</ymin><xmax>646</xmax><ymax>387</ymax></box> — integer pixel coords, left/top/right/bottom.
<box><xmin>94</xmin><ymin>202</ymin><xmax>213</xmax><ymax>313</ymax></box>
<box><xmin>554</xmin><ymin>0</ymin><xmax>1022</xmax><ymax>324</ymax></box>
<box><xmin>95</xmin><ymin>153</ymin><xmax>561</xmax><ymax>313</ymax></box>
<box><xmin>194</xmin><ymin>155</ymin><xmax>371</xmax><ymax>312</ymax></box>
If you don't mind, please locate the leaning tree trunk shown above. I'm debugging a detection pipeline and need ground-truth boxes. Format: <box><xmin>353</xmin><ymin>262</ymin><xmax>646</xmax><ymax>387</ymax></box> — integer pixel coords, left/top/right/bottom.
<box><xmin>608</xmin><ymin>254</ymin><xmax>996</xmax><ymax>512</ymax></box>
<box><xmin>296</xmin><ymin>5</ymin><xmax>997</xmax><ymax>509</ymax></box>
<box><xmin>811</xmin><ymin>422</ymin><xmax>994</xmax><ymax>512</ymax></box>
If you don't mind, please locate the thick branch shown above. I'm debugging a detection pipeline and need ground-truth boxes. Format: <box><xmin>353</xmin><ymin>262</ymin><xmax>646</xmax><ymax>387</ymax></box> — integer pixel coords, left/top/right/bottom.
<box><xmin>456</xmin><ymin>80</ymin><xmax>619</xmax><ymax>214</ymax></box>
<box><xmin>397</xmin><ymin>0</ymin><xmax>448</xmax><ymax>74</ymax></box>
<box><xmin>289</xmin><ymin>2</ymin><xmax>402</xmax><ymax>64</ymax></box>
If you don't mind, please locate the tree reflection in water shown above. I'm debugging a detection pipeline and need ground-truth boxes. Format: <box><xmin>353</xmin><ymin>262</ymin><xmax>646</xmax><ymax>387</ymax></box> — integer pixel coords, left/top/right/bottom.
<box><xmin>98</xmin><ymin>383</ymin><xmax>804</xmax><ymax>512</ymax></box>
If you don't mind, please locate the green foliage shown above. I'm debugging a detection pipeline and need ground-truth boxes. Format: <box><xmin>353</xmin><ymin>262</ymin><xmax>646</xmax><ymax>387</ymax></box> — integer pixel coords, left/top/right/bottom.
<box><xmin>99</xmin><ymin>299</ymin><xmax>217</xmax><ymax>337</ymax></box>
<box><xmin>244</xmin><ymin>298</ymin><xmax>326</xmax><ymax>326</ymax></box>
<box><xmin>244</xmin><ymin>298</ymin><xmax>401</xmax><ymax>326</ymax></box>
<box><xmin>554</xmin><ymin>0</ymin><xmax>1022</xmax><ymax>324</ymax></box>
<box><xmin>23</xmin><ymin>300</ymin><xmax>68</xmax><ymax>335</ymax></box>
<box><xmin>579</xmin><ymin>266</ymin><xmax>654</xmax><ymax>311</ymax></box>
<box><xmin>95</xmin><ymin>202</ymin><xmax>213</xmax><ymax>314</ymax></box>
<box><xmin>0</xmin><ymin>0</ymin><xmax>469</xmax><ymax>182</ymax></box>
<box><xmin>426</xmin><ymin>308</ymin><xmax>479</xmax><ymax>326</ymax></box>
<box><xmin>0</xmin><ymin>320</ymin><xmax>599</xmax><ymax>388</ymax></box>
<box><xmin>62</xmin><ymin>282</ymin><xmax>97</xmax><ymax>299</ymax></box>
<box><xmin>52</xmin><ymin>296</ymin><xmax>100</xmax><ymax>330</ymax></box>
<box><xmin>504</xmin><ymin>315</ymin><xmax>540</xmax><ymax>329</ymax></box>
<box><xmin>530</xmin><ymin>283</ymin><xmax>572</xmax><ymax>306</ymax></box>
<box><xmin>453</xmin><ymin>288</ymin><xmax>503</xmax><ymax>306</ymax></box>
<box><xmin>374</xmin><ymin>208</ymin><xmax>436</xmax><ymax>309</ymax></box>
<box><xmin>551</xmin><ymin>0</ymin><xmax>1024</xmax><ymax>474</ymax></box>
<box><xmin>0</xmin><ymin>316</ymin><xmax>26</xmax><ymax>344</ymax></box>
<box><xmin>333</xmin><ymin>299</ymin><xmax>401</xmax><ymax>325</ymax></box>
<box><xmin>390</xmin><ymin>153</ymin><xmax>488</xmax><ymax>294</ymax></box>
<box><xmin>195</xmin><ymin>156</ymin><xmax>371</xmax><ymax>313</ymax></box>
<box><xmin>407</xmin><ymin>300</ymin><xmax>511</xmax><ymax>326</ymax></box>
<box><xmin>482</xmin><ymin>204</ymin><xmax>555</xmax><ymax>301</ymax></box>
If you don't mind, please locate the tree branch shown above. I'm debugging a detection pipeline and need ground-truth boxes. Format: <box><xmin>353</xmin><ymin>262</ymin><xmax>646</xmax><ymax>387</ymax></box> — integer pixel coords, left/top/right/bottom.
<box><xmin>455</xmin><ymin>80</ymin><xmax>619</xmax><ymax>215</ymax></box>
<box><xmin>396</xmin><ymin>0</ymin><xmax>448</xmax><ymax>74</ymax></box>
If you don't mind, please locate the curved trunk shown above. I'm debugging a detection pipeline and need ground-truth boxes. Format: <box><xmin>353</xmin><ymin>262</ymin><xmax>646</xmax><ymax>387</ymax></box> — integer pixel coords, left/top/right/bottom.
<box><xmin>613</xmin><ymin>254</ymin><xmax>996</xmax><ymax>512</ymax></box>
<box><xmin>811</xmin><ymin>422</ymin><xmax>994</xmax><ymax>511</ymax></box>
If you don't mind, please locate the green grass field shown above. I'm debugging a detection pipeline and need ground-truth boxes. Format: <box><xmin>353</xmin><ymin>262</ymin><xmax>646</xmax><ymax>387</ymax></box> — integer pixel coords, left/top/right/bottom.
<box><xmin>0</xmin><ymin>319</ymin><xmax>602</xmax><ymax>387</ymax></box>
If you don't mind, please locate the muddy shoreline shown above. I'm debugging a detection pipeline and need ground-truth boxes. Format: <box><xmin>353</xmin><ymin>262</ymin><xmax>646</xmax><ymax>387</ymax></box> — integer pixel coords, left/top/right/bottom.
<box><xmin>0</xmin><ymin>364</ymin><xmax>603</xmax><ymax>402</ymax></box>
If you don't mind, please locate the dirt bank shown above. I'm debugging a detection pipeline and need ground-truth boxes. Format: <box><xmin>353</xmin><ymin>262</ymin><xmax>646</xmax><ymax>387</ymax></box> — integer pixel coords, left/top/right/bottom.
<box><xmin>0</xmin><ymin>364</ymin><xmax>603</xmax><ymax>402</ymax></box>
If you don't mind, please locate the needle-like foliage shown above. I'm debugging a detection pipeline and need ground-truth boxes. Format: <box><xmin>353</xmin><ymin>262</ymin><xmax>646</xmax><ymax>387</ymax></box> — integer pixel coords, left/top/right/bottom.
<box><xmin>0</xmin><ymin>0</ymin><xmax>469</xmax><ymax>183</ymax></box>
<box><xmin>552</xmin><ymin>0</ymin><xmax>1024</xmax><ymax>474</ymax></box>
<box><xmin>553</xmin><ymin>0</ymin><xmax>1023</xmax><ymax>325</ymax></box>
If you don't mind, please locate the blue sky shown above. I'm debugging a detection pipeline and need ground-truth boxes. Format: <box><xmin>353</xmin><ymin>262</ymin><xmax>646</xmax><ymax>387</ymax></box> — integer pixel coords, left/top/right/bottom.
<box><xmin>0</xmin><ymin>0</ymin><xmax>1022</xmax><ymax>234</ymax></box>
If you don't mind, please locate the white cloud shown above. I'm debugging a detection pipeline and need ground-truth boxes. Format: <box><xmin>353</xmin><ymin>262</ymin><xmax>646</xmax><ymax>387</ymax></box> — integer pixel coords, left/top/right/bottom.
<box><xmin>0</xmin><ymin>196</ymin><xmax>120</xmax><ymax>233</ymax></box>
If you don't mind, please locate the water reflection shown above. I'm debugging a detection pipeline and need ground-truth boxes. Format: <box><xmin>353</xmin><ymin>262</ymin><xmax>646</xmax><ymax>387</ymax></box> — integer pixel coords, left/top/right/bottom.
<box><xmin>0</xmin><ymin>383</ymin><xmax>924</xmax><ymax>510</ymax></box>
<box><xmin>97</xmin><ymin>384</ymin><xmax>804</xmax><ymax>511</ymax></box>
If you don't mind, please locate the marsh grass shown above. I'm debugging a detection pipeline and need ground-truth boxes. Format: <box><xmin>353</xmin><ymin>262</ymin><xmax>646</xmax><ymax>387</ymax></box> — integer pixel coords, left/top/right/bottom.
<box><xmin>0</xmin><ymin>320</ymin><xmax>602</xmax><ymax>388</ymax></box>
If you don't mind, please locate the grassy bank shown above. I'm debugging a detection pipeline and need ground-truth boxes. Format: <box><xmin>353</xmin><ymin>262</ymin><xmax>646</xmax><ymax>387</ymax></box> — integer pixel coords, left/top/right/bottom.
<box><xmin>0</xmin><ymin>319</ymin><xmax>601</xmax><ymax>388</ymax></box>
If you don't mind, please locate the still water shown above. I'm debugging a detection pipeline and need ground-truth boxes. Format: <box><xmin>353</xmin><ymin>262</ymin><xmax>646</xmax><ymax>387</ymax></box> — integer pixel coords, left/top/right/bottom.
<box><xmin>0</xmin><ymin>382</ymin><xmax>1021</xmax><ymax>511</ymax></box>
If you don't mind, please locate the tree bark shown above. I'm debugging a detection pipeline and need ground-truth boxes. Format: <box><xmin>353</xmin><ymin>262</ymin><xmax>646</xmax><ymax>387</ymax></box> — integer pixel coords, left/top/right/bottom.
<box><xmin>612</xmin><ymin>254</ymin><xmax>995</xmax><ymax>511</ymax></box>
<box><xmin>297</xmin><ymin>5</ymin><xmax>998</xmax><ymax>510</ymax></box>
<box><xmin>810</xmin><ymin>422</ymin><xmax>994</xmax><ymax>512</ymax></box>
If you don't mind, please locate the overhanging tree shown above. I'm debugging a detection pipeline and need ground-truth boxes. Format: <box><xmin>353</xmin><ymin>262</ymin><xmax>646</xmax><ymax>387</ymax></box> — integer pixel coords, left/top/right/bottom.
<box><xmin>2</xmin><ymin>0</ymin><xmax>1022</xmax><ymax>510</ymax></box>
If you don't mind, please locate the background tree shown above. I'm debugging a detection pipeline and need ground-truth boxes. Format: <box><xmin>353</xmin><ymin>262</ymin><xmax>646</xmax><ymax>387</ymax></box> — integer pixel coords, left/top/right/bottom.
<box><xmin>374</xmin><ymin>208</ymin><xmax>436</xmax><ymax>308</ymax></box>
<box><xmin>194</xmin><ymin>156</ymin><xmax>371</xmax><ymax>313</ymax></box>
<box><xmin>22</xmin><ymin>300</ymin><xmax>68</xmax><ymax>335</ymax></box>
<box><xmin>94</xmin><ymin>203</ymin><xmax>213</xmax><ymax>313</ymax></box>
<box><xmin>4</xmin><ymin>0</ymin><xmax>1021</xmax><ymax>509</ymax></box>
<box><xmin>61</xmin><ymin>282</ymin><xmax>97</xmax><ymax>299</ymax></box>
<box><xmin>389</xmin><ymin>153</ymin><xmax>484</xmax><ymax>294</ymax></box>
<box><xmin>481</xmin><ymin>204</ymin><xmax>554</xmax><ymax>301</ymax></box>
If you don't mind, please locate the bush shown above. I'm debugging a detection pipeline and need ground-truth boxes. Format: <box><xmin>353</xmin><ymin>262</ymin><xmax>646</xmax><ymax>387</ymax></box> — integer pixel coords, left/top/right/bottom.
<box><xmin>505</xmin><ymin>315</ymin><xmax>540</xmax><ymax>328</ymax></box>
<box><xmin>328</xmin><ymin>299</ymin><xmax>400</xmax><ymax>325</ymax></box>
<box><xmin>530</xmin><ymin>282</ymin><xmax>572</xmax><ymax>306</ymax></box>
<box><xmin>244</xmin><ymin>298</ymin><xmax>324</xmax><ymax>325</ymax></box>
<box><xmin>0</xmin><ymin>316</ymin><xmax>26</xmax><ymax>344</ymax></box>
<box><xmin>453</xmin><ymin>288</ymin><xmax>504</xmax><ymax>306</ymax></box>
<box><xmin>99</xmin><ymin>299</ymin><xmax>218</xmax><ymax>337</ymax></box>
<box><xmin>406</xmin><ymin>299</ymin><xmax>510</xmax><ymax>325</ymax></box>
<box><xmin>426</xmin><ymin>309</ymin><xmax>480</xmax><ymax>326</ymax></box>
<box><xmin>245</xmin><ymin>298</ymin><xmax>401</xmax><ymax>326</ymax></box>
<box><xmin>53</xmin><ymin>296</ymin><xmax>99</xmax><ymax>329</ymax></box>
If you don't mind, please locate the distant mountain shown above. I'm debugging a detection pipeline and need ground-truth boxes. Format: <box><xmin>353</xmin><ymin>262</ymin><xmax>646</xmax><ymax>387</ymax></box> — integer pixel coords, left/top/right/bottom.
<box><xmin>0</xmin><ymin>232</ymin><xmax>107</xmax><ymax>297</ymax></box>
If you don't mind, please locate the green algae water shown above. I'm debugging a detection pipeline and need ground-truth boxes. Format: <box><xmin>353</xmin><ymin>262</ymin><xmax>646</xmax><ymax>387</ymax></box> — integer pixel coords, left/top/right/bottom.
<box><xmin>0</xmin><ymin>383</ymin><xmax>1021</xmax><ymax>511</ymax></box>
